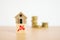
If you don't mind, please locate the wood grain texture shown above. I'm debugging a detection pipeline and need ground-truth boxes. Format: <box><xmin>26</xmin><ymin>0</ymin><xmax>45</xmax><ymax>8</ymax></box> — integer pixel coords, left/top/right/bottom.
<box><xmin>0</xmin><ymin>26</ymin><xmax>60</xmax><ymax>40</ymax></box>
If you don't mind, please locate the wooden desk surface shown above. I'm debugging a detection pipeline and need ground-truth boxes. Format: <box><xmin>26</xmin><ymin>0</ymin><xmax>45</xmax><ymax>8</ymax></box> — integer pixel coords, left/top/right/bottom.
<box><xmin>0</xmin><ymin>26</ymin><xmax>60</xmax><ymax>40</ymax></box>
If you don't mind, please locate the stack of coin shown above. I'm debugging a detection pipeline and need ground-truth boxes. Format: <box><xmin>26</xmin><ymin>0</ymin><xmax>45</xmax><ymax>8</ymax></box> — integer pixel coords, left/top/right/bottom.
<box><xmin>32</xmin><ymin>16</ymin><xmax>39</xmax><ymax>28</ymax></box>
<box><xmin>42</xmin><ymin>22</ymin><xmax>48</xmax><ymax>28</ymax></box>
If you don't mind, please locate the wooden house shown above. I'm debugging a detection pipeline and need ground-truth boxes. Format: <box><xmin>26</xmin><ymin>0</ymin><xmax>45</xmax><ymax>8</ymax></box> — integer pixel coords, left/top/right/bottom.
<box><xmin>15</xmin><ymin>12</ymin><xmax>27</xmax><ymax>24</ymax></box>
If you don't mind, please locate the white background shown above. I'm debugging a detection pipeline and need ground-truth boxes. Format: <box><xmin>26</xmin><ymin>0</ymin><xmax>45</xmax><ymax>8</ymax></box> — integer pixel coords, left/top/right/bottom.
<box><xmin>0</xmin><ymin>0</ymin><xmax>60</xmax><ymax>26</ymax></box>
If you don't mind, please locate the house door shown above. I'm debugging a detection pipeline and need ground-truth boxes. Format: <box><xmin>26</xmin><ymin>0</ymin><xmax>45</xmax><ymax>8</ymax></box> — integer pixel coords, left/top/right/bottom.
<box><xmin>20</xmin><ymin>19</ymin><xmax>22</xmax><ymax>24</ymax></box>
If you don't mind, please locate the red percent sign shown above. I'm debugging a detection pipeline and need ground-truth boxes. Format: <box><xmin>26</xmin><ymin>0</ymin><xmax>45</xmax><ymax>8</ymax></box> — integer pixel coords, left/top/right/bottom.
<box><xmin>17</xmin><ymin>25</ymin><xmax>25</xmax><ymax>31</ymax></box>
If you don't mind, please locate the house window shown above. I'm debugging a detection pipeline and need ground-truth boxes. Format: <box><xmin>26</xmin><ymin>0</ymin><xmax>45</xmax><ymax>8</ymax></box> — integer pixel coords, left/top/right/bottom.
<box><xmin>20</xmin><ymin>14</ymin><xmax>22</xmax><ymax>17</ymax></box>
<box><xmin>20</xmin><ymin>19</ymin><xmax>22</xmax><ymax>24</ymax></box>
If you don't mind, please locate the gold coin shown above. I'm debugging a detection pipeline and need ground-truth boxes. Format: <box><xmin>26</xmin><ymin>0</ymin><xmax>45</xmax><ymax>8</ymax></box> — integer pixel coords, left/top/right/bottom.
<box><xmin>42</xmin><ymin>22</ymin><xmax>48</xmax><ymax>28</ymax></box>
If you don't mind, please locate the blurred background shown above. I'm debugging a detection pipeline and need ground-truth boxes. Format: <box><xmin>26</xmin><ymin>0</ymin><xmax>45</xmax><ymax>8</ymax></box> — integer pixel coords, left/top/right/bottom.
<box><xmin>0</xmin><ymin>0</ymin><xmax>60</xmax><ymax>26</ymax></box>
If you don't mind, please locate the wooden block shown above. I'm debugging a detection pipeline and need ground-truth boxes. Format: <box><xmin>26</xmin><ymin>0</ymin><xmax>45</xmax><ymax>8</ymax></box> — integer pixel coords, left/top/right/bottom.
<box><xmin>16</xmin><ymin>24</ymin><xmax>26</xmax><ymax>32</ymax></box>
<box><xmin>16</xmin><ymin>24</ymin><xmax>26</xmax><ymax>40</ymax></box>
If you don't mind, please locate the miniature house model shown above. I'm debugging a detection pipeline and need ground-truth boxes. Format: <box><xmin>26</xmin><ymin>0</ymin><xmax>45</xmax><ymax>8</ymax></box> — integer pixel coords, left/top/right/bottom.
<box><xmin>15</xmin><ymin>12</ymin><xmax>27</xmax><ymax>24</ymax></box>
